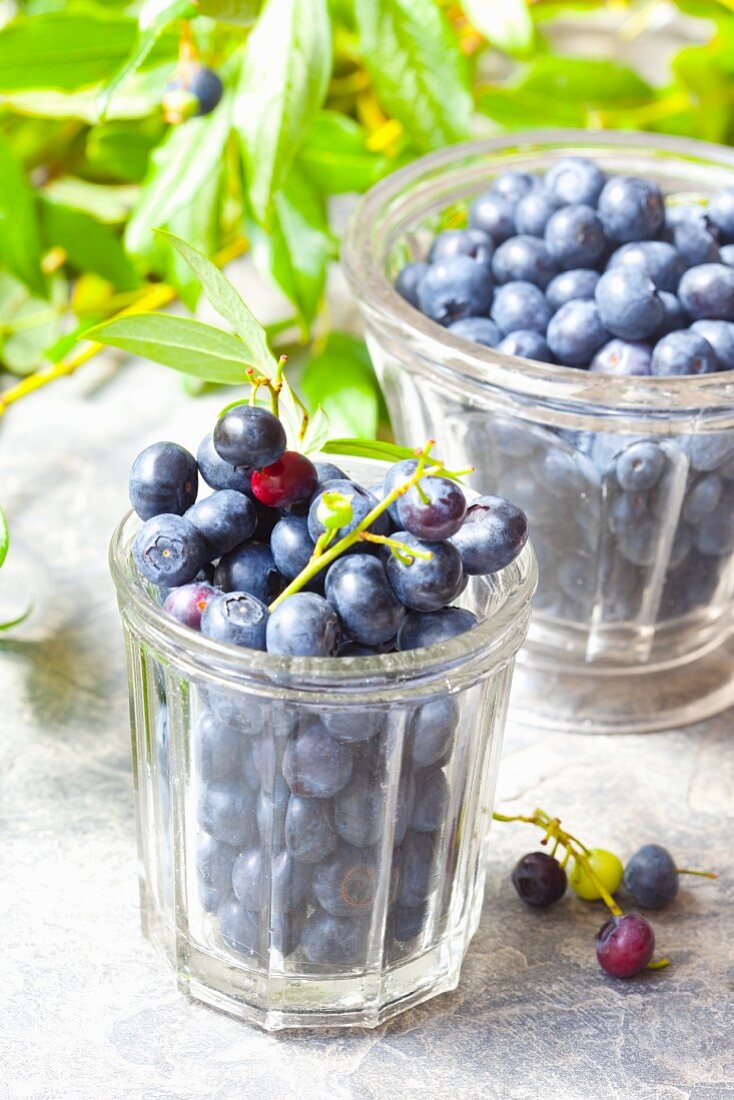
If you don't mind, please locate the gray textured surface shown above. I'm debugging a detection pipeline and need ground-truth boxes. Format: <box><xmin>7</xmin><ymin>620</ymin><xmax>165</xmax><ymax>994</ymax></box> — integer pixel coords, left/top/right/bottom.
<box><xmin>1</xmin><ymin>359</ymin><xmax>733</xmax><ymax>1100</ymax></box>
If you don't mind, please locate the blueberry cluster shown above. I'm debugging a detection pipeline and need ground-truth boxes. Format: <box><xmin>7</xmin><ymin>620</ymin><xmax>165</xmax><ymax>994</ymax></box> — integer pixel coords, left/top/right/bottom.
<box><xmin>128</xmin><ymin>403</ymin><xmax>529</xmax><ymax>658</ymax></box>
<box><xmin>396</xmin><ymin>156</ymin><xmax>734</xmax><ymax>376</ymax></box>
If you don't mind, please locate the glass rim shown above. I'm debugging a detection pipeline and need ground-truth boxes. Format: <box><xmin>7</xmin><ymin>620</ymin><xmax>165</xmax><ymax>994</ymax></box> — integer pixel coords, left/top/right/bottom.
<box><xmin>109</xmin><ymin>510</ymin><xmax>537</xmax><ymax>699</ymax></box>
<box><xmin>342</xmin><ymin>128</ymin><xmax>734</xmax><ymax>419</ymax></box>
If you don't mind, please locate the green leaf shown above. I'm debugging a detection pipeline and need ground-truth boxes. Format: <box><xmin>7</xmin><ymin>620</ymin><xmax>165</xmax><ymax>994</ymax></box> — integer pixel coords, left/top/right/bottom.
<box><xmin>235</xmin><ymin>0</ymin><xmax>332</xmax><ymax>222</ymax></box>
<box><xmin>99</xmin><ymin>0</ymin><xmax>195</xmax><ymax>116</ymax></box>
<box><xmin>0</xmin><ymin>507</ymin><xmax>8</xmax><ymax>569</ymax></box>
<box><xmin>301</xmin><ymin>332</ymin><xmax>379</xmax><ymax>438</ymax></box>
<box><xmin>40</xmin><ymin>198</ymin><xmax>141</xmax><ymax>291</ymax></box>
<box><xmin>515</xmin><ymin>56</ymin><xmax>652</xmax><ymax>106</ymax></box>
<box><xmin>42</xmin><ymin>177</ymin><xmax>140</xmax><ymax>224</ymax></box>
<box><xmin>462</xmin><ymin>0</ymin><xmax>534</xmax><ymax>56</ymax></box>
<box><xmin>0</xmin><ymin>12</ymin><xmax>176</xmax><ymax>93</ymax></box>
<box><xmin>86</xmin><ymin>121</ymin><xmax>162</xmax><ymax>183</ymax></box>
<box><xmin>87</xmin><ymin>313</ymin><xmax>255</xmax><ymax>382</ymax></box>
<box><xmin>276</xmin><ymin>374</ymin><xmax>309</xmax><ymax>450</ymax></box>
<box><xmin>322</xmin><ymin>438</ymin><xmax>417</xmax><ymax>463</ymax></box>
<box><xmin>0</xmin><ymin>272</ymin><xmax>63</xmax><ymax>375</ymax></box>
<box><xmin>477</xmin><ymin>85</ymin><xmax>585</xmax><ymax>129</ymax></box>
<box><xmin>301</xmin><ymin>404</ymin><xmax>330</xmax><ymax>454</ymax></box>
<box><xmin>250</xmin><ymin>166</ymin><xmax>332</xmax><ymax>331</ymax></box>
<box><xmin>0</xmin><ymin>605</ymin><xmax>33</xmax><ymax>632</ymax></box>
<box><xmin>298</xmin><ymin>111</ymin><xmax>392</xmax><ymax>195</ymax></box>
<box><xmin>155</xmin><ymin>230</ymin><xmax>277</xmax><ymax>372</ymax></box>
<box><xmin>353</xmin><ymin>0</ymin><xmax>472</xmax><ymax>152</ymax></box>
<box><xmin>0</xmin><ymin>134</ymin><xmax>45</xmax><ymax>297</ymax></box>
<box><xmin>0</xmin><ymin>64</ymin><xmax>172</xmax><ymax>123</ymax></box>
<box><xmin>197</xmin><ymin>0</ymin><xmax>261</xmax><ymax>22</ymax></box>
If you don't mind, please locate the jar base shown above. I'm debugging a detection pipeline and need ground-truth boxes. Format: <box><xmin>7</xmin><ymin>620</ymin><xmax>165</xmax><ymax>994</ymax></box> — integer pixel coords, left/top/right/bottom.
<box><xmin>510</xmin><ymin>631</ymin><xmax>734</xmax><ymax>734</ymax></box>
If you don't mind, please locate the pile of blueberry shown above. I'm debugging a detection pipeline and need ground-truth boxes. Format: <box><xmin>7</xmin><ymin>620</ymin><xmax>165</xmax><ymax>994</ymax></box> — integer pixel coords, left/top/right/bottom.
<box><xmin>510</xmin><ymin>836</ymin><xmax>715</xmax><ymax>979</ymax></box>
<box><xmin>396</xmin><ymin>155</ymin><xmax>734</xmax><ymax>376</ymax></box>
<box><xmin>128</xmin><ymin>403</ymin><xmax>529</xmax><ymax>968</ymax></box>
<box><xmin>128</xmin><ymin>403</ymin><xmax>528</xmax><ymax>658</ymax></box>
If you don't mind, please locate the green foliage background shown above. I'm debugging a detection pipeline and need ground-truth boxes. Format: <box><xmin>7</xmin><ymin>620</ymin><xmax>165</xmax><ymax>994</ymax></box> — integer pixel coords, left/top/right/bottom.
<box><xmin>0</xmin><ymin>0</ymin><xmax>733</xmax><ymax>436</ymax></box>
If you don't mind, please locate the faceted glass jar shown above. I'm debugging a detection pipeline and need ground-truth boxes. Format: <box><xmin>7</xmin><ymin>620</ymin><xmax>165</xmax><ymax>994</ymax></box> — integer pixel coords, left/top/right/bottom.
<box><xmin>343</xmin><ymin>130</ymin><xmax>734</xmax><ymax>734</ymax></box>
<box><xmin>109</xmin><ymin>460</ymin><xmax>536</xmax><ymax>1031</ymax></box>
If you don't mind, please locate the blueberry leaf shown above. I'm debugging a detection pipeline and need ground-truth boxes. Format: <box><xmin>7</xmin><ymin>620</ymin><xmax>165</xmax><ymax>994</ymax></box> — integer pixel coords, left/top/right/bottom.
<box><xmin>301</xmin><ymin>405</ymin><xmax>331</xmax><ymax>455</ymax></box>
<box><xmin>323</xmin><ymin>439</ymin><xmax>418</xmax><ymax>463</ymax></box>
<box><xmin>0</xmin><ymin>506</ymin><xmax>8</xmax><ymax>569</ymax></box>
<box><xmin>197</xmin><ymin>0</ymin><xmax>260</xmax><ymax>22</ymax></box>
<box><xmin>0</xmin><ymin>604</ymin><xmax>33</xmax><ymax>632</ymax></box>
<box><xmin>155</xmin><ymin>230</ymin><xmax>277</xmax><ymax>373</ymax></box>
<box><xmin>462</xmin><ymin>0</ymin><xmax>534</xmax><ymax>56</ymax></box>
<box><xmin>0</xmin><ymin>134</ymin><xmax>45</xmax><ymax>298</ymax></box>
<box><xmin>353</xmin><ymin>0</ymin><xmax>472</xmax><ymax>151</ymax></box>
<box><xmin>298</xmin><ymin>111</ymin><xmax>393</xmax><ymax>195</ymax></box>
<box><xmin>86</xmin><ymin>313</ymin><xmax>255</xmax><ymax>382</ymax></box>
<box><xmin>301</xmin><ymin>332</ymin><xmax>380</xmax><ymax>438</ymax></box>
<box><xmin>276</xmin><ymin>374</ymin><xmax>309</xmax><ymax>450</ymax></box>
<box><xmin>236</xmin><ymin>0</ymin><xmax>332</xmax><ymax>223</ymax></box>
<box><xmin>39</xmin><ymin>197</ymin><xmax>141</xmax><ymax>291</ymax></box>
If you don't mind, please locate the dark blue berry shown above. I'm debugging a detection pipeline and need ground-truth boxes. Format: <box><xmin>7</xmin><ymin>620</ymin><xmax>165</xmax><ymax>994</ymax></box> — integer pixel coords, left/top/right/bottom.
<box><xmin>185</xmin><ymin>489</ymin><xmax>256</xmax><ymax>556</ymax></box>
<box><xmin>196</xmin><ymin>432</ymin><xmax>253</xmax><ymax>495</ymax></box>
<box><xmin>707</xmin><ymin>189</ymin><xmax>734</xmax><ymax>241</ymax></box>
<box><xmin>282</xmin><ymin>717</ymin><xmax>352</xmax><ymax>797</ymax></box>
<box><xmin>448</xmin><ymin>316</ymin><xmax>501</xmax><ymax>347</ymax></box>
<box><xmin>668</xmin><ymin>214</ymin><xmax>720</xmax><ymax>267</ymax></box>
<box><xmin>272</xmin><ymin>850</ymin><xmax>312</xmax><ymax>912</ymax></box>
<box><xmin>300</xmin><ymin>909</ymin><xmax>368</xmax><ymax>965</ymax></box>
<box><xmin>384</xmin><ymin>532</ymin><xmax>463</xmax><ymax>612</ymax></box>
<box><xmin>213</xmin><ymin>405</ymin><xmax>286</xmax><ymax>468</ymax></box>
<box><xmin>198</xmin><ymin>780</ymin><xmax>258</xmax><ymax>848</ymax></box>
<box><xmin>232</xmin><ymin>847</ymin><xmax>269</xmax><ymax>911</ymax></box>
<box><xmin>651</xmin><ymin>330</ymin><xmax>717</xmax><ymax>376</ymax></box>
<box><xmin>546</xmin><ymin>298</ymin><xmax>609</xmax><ymax>366</ymax></box>
<box><xmin>312</xmin><ymin>844</ymin><xmax>377</xmax><ymax>918</ymax></box>
<box><xmin>170</xmin><ymin>66</ymin><xmax>223</xmax><ymax>116</ymax></box>
<box><xmin>546</xmin><ymin>268</ymin><xmax>600</xmax><ymax>310</ymax></box>
<box><xmin>595</xmin><ymin>268</ymin><xmax>664</xmax><ymax>340</ymax></box>
<box><xmin>411</xmin><ymin>768</ymin><xmax>448</xmax><ymax>832</ymax></box>
<box><xmin>266</xmin><ymin>592</ymin><xmax>341</xmax><ymax>657</ymax></box>
<box><xmin>544</xmin><ymin>204</ymin><xmax>607</xmax><ymax>270</ymax></box>
<box><xmin>694</xmin><ymin>510</ymin><xmax>734</xmax><ymax>557</ymax></box>
<box><xmin>321</xmin><ymin>709</ymin><xmax>383</xmax><ymax>743</ymax></box>
<box><xmin>514</xmin><ymin>187</ymin><xmax>562</xmax><ymax>236</ymax></box>
<box><xmin>285</xmin><ymin>794</ymin><xmax>337</xmax><ymax>863</ymax></box>
<box><xmin>623</xmin><ymin>844</ymin><xmax>679</xmax><ymax>909</ymax></box>
<box><xmin>162</xmin><ymin>581</ymin><xmax>218</xmax><ymax>629</ymax></box>
<box><xmin>491</xmin><ymin>170</ymin><xmax>535</xmax><ymax>205</ymax></box>
<box><xmin>497</xmin><ymin>330</ymin><xmax>552</xmax><ymax>362</ymax></box>
<box><xmin>657</xmin><ymin>291</ymin><xmax>688</xmax><ymax>336</ymax></box>
<box><xmin>133</xmin><ymin>513</ymin><xmax>206</xmax><ymax>586</ymax></box>
<box><xmin>214</xmin><ymin>541</ymin><xmax>284</xmax><ymax>602</ymax></box>
<box><xmin>129</xmin><ymin>441</ymin><xmax>198</xmax><ymax>520</ymax></box>
<box><xmin>492</xmin><ymin>235</ymin><xmax>558</xmax><ymax>289</ymax></box>
<box><xmin>416</xmin><ymin>256</ymin><xmax>493</xmax><ymax>325</ymax></box>
<box><xmin>397</xmin><ymin>607</ymin><xmax>477</xmax><ymax>651</ymax></box>
<box><xmin>394</xmin><ymin>261</ymin><xmax>429</xmax><ymax>308</ymax></box>
<box><xmin>396</xmin><ymin>476</ymin><xmax>466</xmax><ymax>542</ymax></box>
<box><xmin>469</xmin><ymin>190</ymin><xmax>516</xmax><ymax>243</ymax></box>
<box><xmin>390</xmin><ymin>903</ymin><xmax>427</xmax><ymax>942</ymax></box>
<box><xmin>397</xmin><ymin>830</ymin><xmax>436</xmax><ymax>907</ymax></box>
<box><xmin>616</xmin><ymin>441</ymin><xmax>666</xmax><ymax>491</ymax></box>
<box><xmin>690</xmin><ymin>319</ymin><xmax>734</xmax><ymax>370</ymax></box>
<box><xmin>197</xmin><ymin>831</ymin><xmax>238</xmax><ymax>912</ymax></box>
<box><xmin>606</xmin><ymin>240</ymin><xmax>684</xmax><ymax>292</ymax></box>
<box><xmin>428</xmin><ymin>228</ymin><xmax>494</xmax><ymax>266</ymax></box>
<box><xmin>193</xmin><ymin>709</ymin><xmax>249</xmax><ymax>784</ymax></box>
<box><xmin>590</xmin><ymin>338</ymin><xmax>652</xmax><ymax>376</ymax></box>
<box><xmin>325</xmin><ymin>555</ymin><xmax>404</xmax><ymax>647</ymax></box>
<box><xmin>511</xmin><ymin>851</ymin><xmax>567</xmax><ymax>908</ymax></box>
<box><xmin>410</xmin><ymin>697</ymin><xmax>457</xmax><ymax>769</ymax></box>
<box><xmin>683</xmin><ymin>474</ymin><xmax>722</xmax><ymax>523</ymax></box>
<box><xmin>334</xmin><ymin>765</ymin><xmax>384</xmax><ymax>847</ymax></box>
<box><xmin>270</xmin><ymin>513</ymin><xmax>316</xmax><ymax>581</ymax></box>
<box><xmin>545</xmin><ymin>156</ymin><xmax>605</xmax><ymax>206</ymax></box>
<box><xmin>314</xmin><ymin>461</ymin><xmax>347</xmax><ymax>487</ymax></box>
<box><xmin>217</xmin><ymin>895</ymin><xmax>259</xmax><ymax>956</ymax></box>
<box><xmin>491</xmin><ymin>281</ymin><xmax>552</xmax><ymax>336</ymax></box>
<box><xmin>383</xmin><ymin>459</ymin><xmax>419</xmax><ymax>524</ymax></box>
<box><xmin>597</xmin><ymin>176</ymin><xmax>664</xmax><ymax>242</ymax></box>
<box><xmin>678</xmin><ymin>263</ymin><xmax>734</xmax><ymax>321</ymax></box>
<box><xmin>450</xmin><ymin>494</ymin><xmax>528</xmax><ymax>574</ymax></box>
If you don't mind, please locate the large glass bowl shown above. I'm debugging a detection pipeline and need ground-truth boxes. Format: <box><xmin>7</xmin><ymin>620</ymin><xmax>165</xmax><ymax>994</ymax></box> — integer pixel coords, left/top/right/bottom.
<box><xmin>109</xmin><ymin>458</ymin><xmax>536</xmax><ymax>1030</ymax></box>
<box><xmin>343</xmin><ymin>130</ymin><xmax>734</xmax><ymax>734</ymax></box>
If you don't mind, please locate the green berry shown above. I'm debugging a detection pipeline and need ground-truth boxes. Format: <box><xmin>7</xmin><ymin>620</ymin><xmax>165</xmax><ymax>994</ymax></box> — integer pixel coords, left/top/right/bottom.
<box><xmin>569</xmin><ymin>848</ymin><xmax>623</xmax><ymax>900</ymax></box>
<box><xmin>317</xmin><ymin>491</ymin><xmax>354</xmax><ymax>532</ymax></box>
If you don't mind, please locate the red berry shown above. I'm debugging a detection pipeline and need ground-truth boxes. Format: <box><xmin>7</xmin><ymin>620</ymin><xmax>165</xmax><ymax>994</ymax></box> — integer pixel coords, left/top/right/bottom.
<box><xmin>251</xmin><ymin>451</ymin><xmax>318</xmax><ymax>509</ymax></box>
<box><xmin>595</xmin><ymin>913</ymin><xmax>655</xmax><ymax>978</ymax></box>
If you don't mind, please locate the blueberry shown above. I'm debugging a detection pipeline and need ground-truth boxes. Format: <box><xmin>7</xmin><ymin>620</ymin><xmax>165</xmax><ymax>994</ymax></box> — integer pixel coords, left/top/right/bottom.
<box><xmin>606</xmin><ymin>240</ymin><xmax>684</xmax><ymax>293</ymax></box>
<box><xmin>325</xmin><ymin>555</ymin><xmax>404</xmax><ymax>647</ymax></box>
<box><xmin>651</xmin><ymin>330</ymin><xmax>717</xmax><ymax>376</ymax></box>
<box><xmin>397</xmin><ymin>830</ymin><xmax>436</xmax><ymax>907</ymax></box>
<box><xmin>308</xmin><ymin>479</ymin><xmax>389</xmax><ymax>542</ymax></box>
<box><xmin>609</xmin><ymin>490</ymin><xmax>649</xmax><ymax>536</ymax></box>
<box><xmin>683</xmin><ymin>473</ymin><xmax>722</xmax><ymax>523</ymax></box>
<box><xmin>396</xmin><ymin>476</ymin><xmax>467</xmax><ymax>542</ymax></box>
<box><xmin>197</xmin><ymin>832</ymin><xmax>238</xmax><ymax>912</ymax></box>
<box><xmin>203</xmin><ymin>686</ymin><xmax>269</xmax><ymax>738</ymax></box>
<box><xmin>707</xmin><ymin>188</ymin><xmax>734</xmax><ymax>241</ymax></box>
<box><xmin>270</xmin><ymin>514</ymin><xmax>316</xmax><ymax>581</ymax></box>
<box><xmin>694</xmin><ymin>510</ymin><xmax>734</xmax><ymax>557</ymax></box>
<box><xmin>511</xmin><ymin>851</ymin><xmax>567</xmax><ymax>909</ymax></box>
<box><xmin>256</xmin><ymin>778</ymin><xmax>289</xmax><ymax>844</ymax></box>
<box><xmin>492</xmin><ymin>235</ymin><xmax>558</xmax><ymax>289</ymax></box>
<box><xmin>544</xmin><ymin>204</ymin><xmax>607</xmax><ymax>270</ymax></box>
<box><xmin>194</xmin><ymin>710</ymin><xmax>248</xmax><ymax>783</ymax></box>
<box><xmin>597</xmin><ymin>176</ymin><xmax>665</xmax><ymax>242</ymax></box>
<box><xmin>491</xmin><ymin>170</ymin><xmax>535</xmax><ymax>205</ymax></box>
<box><xmin>321</xmin><ymin>709</ymin><xmax>383</xmax><ymax>744</ymax></box>
<box><xmin>450</xmin><ymin>494</ymin><xmax>528</xmax><ymax>574</ymax></box>
<box><xmin>497</xmin><ymin>330</ymin><xmax>552</xmax><ymax>363</ymax></box>
<box><xmin>657</xmin><ymin>291</ymin><xmax>688</xmax><ymax>336</ymax></box>
<box><xmin>185</xmin><ymin>489</ymin><xmax>256</xmax><ymax>556</ymax></box>
<box><xmin>683</xmin><ymin>432</ymin><xmax>734</xmax><ymax>472</ymax></box>
<box><xmin>448</xmin><ymin>316</ymin><xmax>501</xmax><ymax>348</ymax></box>
<box><xmin>271</xmin><ymin>906</ymin><xmax>307</xmax><ymax>958</ymax></box>
<box><xmin>668</xmin><ymin>214</ymin><xmax>720</xmax><ymax>267</ymax></box>
<box><xmin>168</xmin><ymin>65</ymin><xmax>223</xmax><ymax>116</ymax></box>
<box><xmin>282</xmin><ymin>717</ymin><xmax>352</xmax><ymax>797</ymax></box>
<box><xmin>410</xmin><ymin>696</ymin><xmax>457</xmax><ymax>769</ymax></box>
<box><xmin>198</xmin><ymin>780</ymin><xmax>258</xmax><ymax>848</ymax></box>
<box><xmin>616</xmin><ymin>515</ymin><xmax>657</xmax><ymax>566</ymax></box>
<box><xmin>272</xmin><ymin>850</ymin><xmax>312</xmax><ymax>913</ymax></box>
<box><xmin>428</xmin><ymin>228</ymin><xmax>494</xmax><ymax>266</ymax></box>
<box><xmin>678</xmin><ymin>263</ymin><xmax>734</xmax><ymax>320</ymax></box>
<box><xmin>334</xmin><ymin>765</ymin><xmax>384</xmax><ymax>847</ymax></box>
<box><xmin>217</xmin><ymin>895</ymin><xmax>260</xmax><ymax>956</ymax></box>
<box><xmin>133</xmin><ymin>513</ymin><xmax>206</xmax><ymax>586</ymax></box>
<box><xmin>546</xmin><ymin>268</ymin><xmax>600</xmax><ymax>310</ymax></box>
<box><xmin>590</xmin><ymin>338</ymin><xmax>652</xmax><ymax>377</ymax></box>
<box><xmin>196</xmin><ymin>433</ymin><xmax>253</xmax><ymax>495</ymax></box>
<box><xmin>595</xmin><ymin>268</ymin><xmax>665</xmax><ymax>340</ymax></box>
<box><xmin>232</xmin><ymin>847</ymin><xmax>270</xmax><ymax>911</ymax></box>
<box><xmin>616</xmin><ymin>441</ymin><xmax>666</xmax><ymax>491</ymax></box>
<box><xmin>284</xmin><ymin>794</ymin><xmax>337</xmax><ymax>863</ymax></box>
<box><xmin>314</xmin><ymin>461</ymin><xmax>347</xmax><ymax>487</ymax></box>
<box><xmin>312</xmin><ymin>844</ymin><xmax>377</xmax><ymax>918</ymax></box>
<box><xmin>266</xmin><ymin>592</ymin><xmax>341</xmax><ymax>657</ymax></box>
<box><xmin>385</xmin><ymin>532</ymin><xmax>463</xmax><ymax>612</ymax></box>
<box><xmin>129</xmin><ymin>441</ymin><xmax>198</xmax><ymax>520</ymax></box>
<box><xmin>390</xmin><ymin>903</ymin><xmax>427</xmax><ymax>942</ymax></box>
<box><xmin>416</xmin><ymin>256</ymin><xmax>493</xmax><ymax>325</ymax></box>
<box><xmin>623</xmin><ymin>844</ymin><xmax>679</xmax><ymax>909</ymax></box>
<box><xmin>394</xmin><ymin>261</ymin><xmax>430</xmax><ymax>307</ymax></box>
<box><xmin>544</xmin><ymin>156</ymin><xmax>605</xmax><ymax>207</ymax></box>
<box><xmin>162</xmin><ymin>581</ymin><xmax>218</xmax><ymax>629</ymax></box>
<box><xmin>720</xmin><ymin>244</ymin><xmax>734</xmax><ymax>267</ymax></box>
<box><xmin>690</xmin><ymin>319</ymin><xmax>734</xmax><ymax>370</ymax></box>
<box><xmin>546</xmin><ymin>298</ymin><xmax>609</xmax><ymax>366</ymax></box>
<box><xmin>300</xmin><ymin>909</ymin><xmax>368</xmax><ymax>966</ymax></box>
<box><xmin>491</xmin><ymin>281</ymin><xmax>552</xmax><ymax>336</ymax></box>
<box><xmin>411</xmin><ymin>768</ymin><xmax>449</xmax><ymax>833</ymax></box>
<box><xmin>469</xmin><ymin>190</ymin><xmax>516</xmax><ymax>243</ymax></box>
<box><xmin>214</xmin><ymin>541</ymin><xmax>284</xmax><ymax>602</ymax></box>
<box><xmin>514</xmin><ymin>187</ymin><xmax>562</xmax><ymax>236</ymax></box>
<box><xmin>213</xmin><ymin>405</ymin><xmax>286</xmax><ymax>468</ymax></box>
<box><xmin>383</xmin><ymin>460</ymin><xmax>419</xmax><ymax>524</ymax></box>
<box><xmin>200</xmin><ymin>591</ymin><xmax>268</xmax><ymax>650</ymax></box>
<box><xmin>397</xmin><ymin>607</ymin><xmax>477</xmax><ymax>651</ymax></box>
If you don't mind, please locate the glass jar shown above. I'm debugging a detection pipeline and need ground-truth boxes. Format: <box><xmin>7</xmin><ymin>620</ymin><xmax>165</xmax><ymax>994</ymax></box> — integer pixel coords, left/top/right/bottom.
<box><xmin>343</xmin><ymin>130</ymin><xmax>734</xmax><ymax>734</ymax></box>
<box><xmin>109</xmin><ymin>459</ymin><xmax>536</xmax><ymax>1030</ymax></box>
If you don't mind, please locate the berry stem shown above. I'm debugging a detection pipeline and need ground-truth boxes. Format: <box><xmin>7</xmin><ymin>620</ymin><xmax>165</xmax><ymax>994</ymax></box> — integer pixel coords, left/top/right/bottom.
<box><xmin>359</xmin><ymin>531</ymin><xmax>434</xmax><ymax>562</ymax></box>
<box><xmin>676</xmin><ymin>868</ymin><xmax>718</xmax><ymax>879</ymax></box>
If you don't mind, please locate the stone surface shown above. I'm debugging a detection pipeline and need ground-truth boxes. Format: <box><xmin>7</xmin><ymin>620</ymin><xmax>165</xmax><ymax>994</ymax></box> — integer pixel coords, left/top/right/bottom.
<box><xmin>1</xmin><ymin>358</ymin><xmax>733</xmax><ymax>1100</ymax></box>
